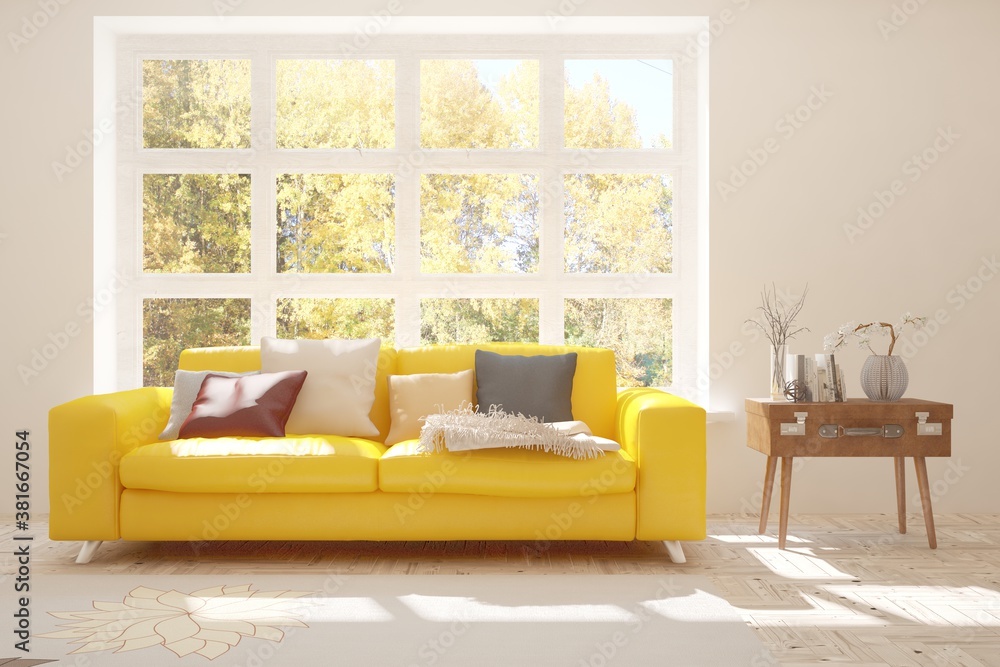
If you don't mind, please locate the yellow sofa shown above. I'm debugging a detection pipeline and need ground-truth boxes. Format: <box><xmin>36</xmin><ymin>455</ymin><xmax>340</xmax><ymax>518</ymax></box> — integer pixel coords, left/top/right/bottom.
<box><xmin>49</xmin><ymin>343</ymin><xmax>706</xmax><ymax>564</ymax></box>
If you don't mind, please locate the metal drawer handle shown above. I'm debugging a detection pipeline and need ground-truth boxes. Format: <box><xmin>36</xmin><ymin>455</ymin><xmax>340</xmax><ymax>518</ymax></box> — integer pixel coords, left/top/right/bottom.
<box><xmin>819</xmin><ymin>424</ymin><xmax>904</xmax><ymax>438</ymax></box>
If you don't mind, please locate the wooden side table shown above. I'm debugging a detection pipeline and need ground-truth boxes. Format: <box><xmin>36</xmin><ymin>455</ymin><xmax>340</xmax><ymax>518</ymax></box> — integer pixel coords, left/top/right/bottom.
<box><xmin>746</xmin><ymin>398</ymin><xmax>953</xmax><ymax>549</ymax></box>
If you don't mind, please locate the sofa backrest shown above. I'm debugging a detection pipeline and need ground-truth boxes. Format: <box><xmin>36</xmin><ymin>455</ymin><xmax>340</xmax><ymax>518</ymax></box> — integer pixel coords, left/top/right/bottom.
<box><xmin>396</xmin><ymin>343</ymin><xmax>617</xmax><ymax>439</ymax></box>
<box><xmin>179</xmin><ymin>342</ymin><xmax>616</xmax><ymax>441</ymax></box>
<box><xmin>178</xmin><ymin>345</ymin><xmax>398</xmax><ymax>442</ymax></box>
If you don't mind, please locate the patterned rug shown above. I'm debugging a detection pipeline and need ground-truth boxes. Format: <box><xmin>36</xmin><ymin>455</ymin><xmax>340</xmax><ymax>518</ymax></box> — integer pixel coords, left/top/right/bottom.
<box><xmin>21</xmin><ymin>574</ymin><xmax>774</xmax><ymax>666</ymax></box>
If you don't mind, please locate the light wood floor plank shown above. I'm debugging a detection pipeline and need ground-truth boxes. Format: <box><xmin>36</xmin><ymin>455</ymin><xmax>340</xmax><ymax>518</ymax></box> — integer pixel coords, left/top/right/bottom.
<box><xmin>6</xmin><ymin>513</ymin><xmax>1000</xmax><ymax>666</ymax></box>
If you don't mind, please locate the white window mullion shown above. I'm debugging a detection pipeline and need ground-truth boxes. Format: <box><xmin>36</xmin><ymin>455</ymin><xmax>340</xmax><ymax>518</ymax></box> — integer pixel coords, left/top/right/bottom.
<box><xmin>674</xmin><ymin>50</ymin><xmax>705</xmax><ymax>401</ymax></box>
<box><xmin>107</xmin><ymin>25</ymin><xmax>707</xmax><ymax>394</ymax></box>
<box><xmin>394</xmin><ymin>52</ymin><xmax>421</xmax><ymax>347</ymax></box>
<box><xmin>538</xmin><ymin>52</ymin><xmax>565</xmax><ymax>346</ymax></box>
<box><xmin>116</xmin><ymin>47</ymin><xmax>142</xmax><ymax>390</ymax></box>
<box><xmin>249</xmin><ymin>50</ymin><xmax>275</xmax><ymax>344</ymax></box>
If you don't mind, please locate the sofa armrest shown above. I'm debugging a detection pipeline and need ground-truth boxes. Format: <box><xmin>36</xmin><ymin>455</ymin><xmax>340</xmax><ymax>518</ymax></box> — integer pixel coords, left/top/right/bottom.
<box><xmin>49</xmin><ymin>388</ymin><xmax>172</xmax><ymax>541</ymax></box>
<box><xmin>616</xmin><ymin>388</ymin><xmax>706</xmax><ymax>541</ymax></box>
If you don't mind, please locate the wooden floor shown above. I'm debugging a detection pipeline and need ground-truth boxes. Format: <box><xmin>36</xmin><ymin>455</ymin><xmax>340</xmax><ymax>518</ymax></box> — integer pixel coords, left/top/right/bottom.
<box><xmin>8</xmin><ymin>513</ymin><xmax>1000</xmax><ymax>666</ymax></box>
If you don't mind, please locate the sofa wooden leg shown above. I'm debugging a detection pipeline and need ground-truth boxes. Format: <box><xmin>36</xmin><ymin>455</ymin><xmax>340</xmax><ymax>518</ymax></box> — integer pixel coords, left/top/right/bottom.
<box><xmin>664</xmin><ymin>540</ymin><xmax>686</xmax><ymax>564</ymax></box>
<box><xmin>75</xmin><ymin>540</ymin><xmax>102</xmax><ymax>564</ymax></box>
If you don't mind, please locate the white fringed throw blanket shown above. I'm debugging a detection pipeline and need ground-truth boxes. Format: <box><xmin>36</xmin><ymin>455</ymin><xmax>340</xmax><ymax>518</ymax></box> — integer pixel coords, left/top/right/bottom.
<box><xmin>418</xmin><ymin>405</ymin><xmax>607</xmax><ymax>460</ymax></box>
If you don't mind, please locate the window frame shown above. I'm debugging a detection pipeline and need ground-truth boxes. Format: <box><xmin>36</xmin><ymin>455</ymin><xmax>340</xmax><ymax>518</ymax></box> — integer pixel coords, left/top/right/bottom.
<box><xmin>98</xmin><ymin>18</ymin><xmax>708</xmax><ymax>401</ymax></box>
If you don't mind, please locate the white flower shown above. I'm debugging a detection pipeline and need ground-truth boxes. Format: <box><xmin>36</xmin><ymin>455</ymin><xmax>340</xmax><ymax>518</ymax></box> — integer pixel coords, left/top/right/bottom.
<box><xmin>827</xmin><ymin>315</ymin><xmax>926</xmax><ymax>356</ymax></box>
<box><xmin>39</xmin><ymin>584</ymin><xmax>311</xmax><ymax>660</ymax></box>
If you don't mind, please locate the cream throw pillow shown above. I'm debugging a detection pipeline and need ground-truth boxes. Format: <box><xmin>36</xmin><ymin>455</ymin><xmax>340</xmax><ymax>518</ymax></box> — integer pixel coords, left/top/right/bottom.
<box><xmin>260</xmin><ymin>337</ymin><xmax>381</xmax><ymax>437</ymax></box>
<box><xmin>385</xmin><ymin>370</ymin><xmax>475</xmax><ymax>446</ymax></box>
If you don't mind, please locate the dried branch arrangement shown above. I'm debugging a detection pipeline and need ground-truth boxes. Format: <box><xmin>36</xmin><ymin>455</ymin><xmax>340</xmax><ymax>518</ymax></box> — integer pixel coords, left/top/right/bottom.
<box><xmin>745</xmin><ymin>284</ymin><xmax>809</xmax><ymax>349</ymax></box>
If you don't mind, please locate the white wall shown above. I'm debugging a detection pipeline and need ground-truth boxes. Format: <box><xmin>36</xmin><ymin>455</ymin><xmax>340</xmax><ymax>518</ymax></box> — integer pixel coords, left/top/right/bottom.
<box><xmin>2</xmin><ymin>0</ymin><xmax>997</xmax><ymax>516</ymax></box>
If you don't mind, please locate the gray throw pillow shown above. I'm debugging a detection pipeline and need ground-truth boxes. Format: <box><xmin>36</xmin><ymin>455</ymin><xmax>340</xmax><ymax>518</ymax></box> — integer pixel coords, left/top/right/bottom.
<box><xmin>159</xmin><ymin>369</ymin><xmax>259</xmax><ymax>440</ymax></box>
<box><xmin>475</xmin><ymin>350</ymin><xmax>577</xmax><ymax>422</ymax></box>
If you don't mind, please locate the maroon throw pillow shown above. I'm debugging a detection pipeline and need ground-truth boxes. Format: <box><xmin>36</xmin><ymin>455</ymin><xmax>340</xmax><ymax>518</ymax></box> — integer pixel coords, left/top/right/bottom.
<box><xmin>178</xmin><ymin>370</ymin><xmax>308</xmax><ymax>439</ymax></box>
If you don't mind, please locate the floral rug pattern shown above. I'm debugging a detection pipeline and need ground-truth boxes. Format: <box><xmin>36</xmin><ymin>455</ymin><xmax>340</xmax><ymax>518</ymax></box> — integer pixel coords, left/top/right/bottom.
<box><xmin>38</xmin><ymin>584</ymin><xmax>312</xmax><ymax>660</ymax></box>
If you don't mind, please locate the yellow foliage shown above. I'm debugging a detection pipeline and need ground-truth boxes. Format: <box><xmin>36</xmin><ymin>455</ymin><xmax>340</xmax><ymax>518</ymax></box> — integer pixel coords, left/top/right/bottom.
<box><xmin>141</xmin><ymin>58</ymin><xmax>673</xmax><ymax>387</ymax></box>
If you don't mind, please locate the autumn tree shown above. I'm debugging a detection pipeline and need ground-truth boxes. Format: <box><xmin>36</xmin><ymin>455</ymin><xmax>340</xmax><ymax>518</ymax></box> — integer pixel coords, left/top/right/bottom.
<box><xmin>141</xmin><ymin>57</ymin><xmax>673</xmax><ymax>387</ymax></box>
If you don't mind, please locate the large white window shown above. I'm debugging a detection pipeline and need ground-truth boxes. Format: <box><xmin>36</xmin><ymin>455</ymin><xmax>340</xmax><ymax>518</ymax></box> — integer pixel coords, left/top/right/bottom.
<box><xmin>97</xmin><ymin>17</ymin><xmax>708</xmax><ymax>398</ymax></box>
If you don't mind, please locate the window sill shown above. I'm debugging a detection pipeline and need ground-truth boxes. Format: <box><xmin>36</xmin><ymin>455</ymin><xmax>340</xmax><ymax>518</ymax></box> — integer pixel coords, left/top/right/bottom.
<box><xmin>706</xmin><ymin>410</ymin><xmax>736</xmax><ymax>423</ymax></box>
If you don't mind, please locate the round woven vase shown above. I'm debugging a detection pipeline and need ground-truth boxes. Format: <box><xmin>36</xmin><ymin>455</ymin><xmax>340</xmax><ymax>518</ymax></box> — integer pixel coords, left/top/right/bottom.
<box><xmin>860</xmin><ymin>355</ymin><xmax>908</xmax><ymax>402</ymax></box>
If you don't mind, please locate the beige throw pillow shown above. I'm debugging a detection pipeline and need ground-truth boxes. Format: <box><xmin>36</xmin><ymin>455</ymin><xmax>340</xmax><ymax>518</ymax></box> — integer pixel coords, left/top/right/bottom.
<box><xmin>385</xmin><ymin>370</ymin><xmax>475</xmax><ymax>446</ymax></box>
<box><xmin>260</xmin><ymin>337</ymin><xmax>381</xmax><ymax>437</ymax></box>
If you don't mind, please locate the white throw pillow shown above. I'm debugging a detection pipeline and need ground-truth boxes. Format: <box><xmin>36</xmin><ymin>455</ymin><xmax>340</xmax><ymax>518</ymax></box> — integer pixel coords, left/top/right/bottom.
<box><xmin>260</xmin><ymin>337</ymin><xmax>381</xmax><ymax>437</ymax></box>
<box><xmin>159</xmin><ymin>370</ymin><xmax>258</xmax><ymax>441</ymax></box>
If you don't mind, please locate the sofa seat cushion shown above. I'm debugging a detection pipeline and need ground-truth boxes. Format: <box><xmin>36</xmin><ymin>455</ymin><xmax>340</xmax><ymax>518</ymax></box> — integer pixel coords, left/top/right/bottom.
<box><xmin>379</xmin><ymin>441</ymin><xmax>636</xmax><ymax>498</ymax></box>
<box><xmin>120</xmin><ymin>436</ymin><xmax>387</xmax><ymax>493</ymax></box>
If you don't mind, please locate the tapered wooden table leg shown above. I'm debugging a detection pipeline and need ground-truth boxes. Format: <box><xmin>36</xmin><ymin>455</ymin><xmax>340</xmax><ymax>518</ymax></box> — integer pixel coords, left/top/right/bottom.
<box><xmin>759</xmin><ymin>455</ymin><xmax>778</xmax><ymax>534</ymax></box>
<box><xmin>894</xmin><ymin>456</ymin><xmax>907</xmax><ymax>534</ymax></box>
<box><xmin>913</xmin><ymin>456</ymin><xmax>937</xmax><ymax>549</ymax></box>
<box><xmin>778</xmin><ymin>456</ymin><xmax>793</xmax><ymax>549</ymax></box>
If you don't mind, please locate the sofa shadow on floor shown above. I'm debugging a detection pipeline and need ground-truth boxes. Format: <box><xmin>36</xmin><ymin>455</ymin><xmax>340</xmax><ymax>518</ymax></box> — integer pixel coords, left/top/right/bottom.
<box><xmin>61</xmin><ymin>539</ymin><xmax>684</xmax><ymax>572</ymax></box>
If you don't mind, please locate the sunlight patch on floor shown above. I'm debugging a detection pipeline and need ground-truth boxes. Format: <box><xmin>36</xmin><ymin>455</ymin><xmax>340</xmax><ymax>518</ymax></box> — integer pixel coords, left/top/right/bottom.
<box><xmin>821</xmin><ymin>585</ymin><xmax>1000</xmax><ymax>628</ymax></box>
<box><xmin>743</xmin><ymin>592</ymin><xmax>886</xmax><ymax>628</ymax></box>
<box><xmin>747</xmin><ymin>547</ymin><xmax>855</xmax><ymax>580</ymax></box>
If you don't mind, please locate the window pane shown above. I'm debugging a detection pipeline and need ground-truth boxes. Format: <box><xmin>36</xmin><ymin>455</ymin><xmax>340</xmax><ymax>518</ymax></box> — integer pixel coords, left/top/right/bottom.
<box><xmin>564</xmin><ymin>59</ymin><xmax>672</xmax><ymax>149</ymax></box>
<box><xmin>420</xmin><ymin>174</ymin><xmax>538</xmax><ymax>273</ymax></box>
<box><xmin>565</xmin><ymin>298</ymin><xmax>672</xmax><ymax>387</ymax></box>
<box><xmin>276</xmin><ymin>298</ymin><xmax>395</xmax><ymax>344</ymax></box>
<box><xmin>142</xmin><ymin>60</ymin><xmax>250</xmax><ymax>149</ymax></box>
<box><xmin>421</xmin><ymin>60</ymin><xmax>538</xmax><ymax>149</ymax></box>
<box><xmin>143</xmin><ymin>174</ymin><xmax>251</xmax><ymax>274</ymax></box>
<box><xmin>277</xmin><ymin>60</ymin><xmax>395</xmax><ymax>149</ymax></box>
<box><xmin>277</xmin><ymin>174</ymin><xmax>395</xmax><ymax>273</ymax></box>
<box><xmin>564</xmin><ymin>173</ymin><xmax>672</xmax><ymax>273</ymax></box>
<box><xmin>143</xmin><ymin>298</ymin><xmax>251</xmax><ymax>387</ymax></box>
<box><xmin>421</xmin><ymin>298</ymin><xmax>538</xmax><ymax>344</ymax></box>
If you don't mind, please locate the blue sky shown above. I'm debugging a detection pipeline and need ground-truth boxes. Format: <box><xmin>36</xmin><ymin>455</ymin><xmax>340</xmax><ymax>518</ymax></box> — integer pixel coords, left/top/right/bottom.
<box><xmin>473</xmin><ymin>58</ymin><xmax>673</xmax><ymax>148</ymax></box>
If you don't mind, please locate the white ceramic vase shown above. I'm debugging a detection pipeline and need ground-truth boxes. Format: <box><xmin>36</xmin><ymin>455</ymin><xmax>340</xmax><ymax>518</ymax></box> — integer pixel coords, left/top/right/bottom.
<box><xmin>860</xmin><ymin>355</ymin><xmax>908</xmax><ymax>402</ymax></box>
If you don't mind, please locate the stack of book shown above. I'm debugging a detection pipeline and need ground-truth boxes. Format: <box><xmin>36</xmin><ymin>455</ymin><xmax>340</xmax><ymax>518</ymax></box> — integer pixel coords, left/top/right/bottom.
<box><xmin>785</xmin><ymin>353</ymin><xmax>846</xmax><ymax>402</ymax></box>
